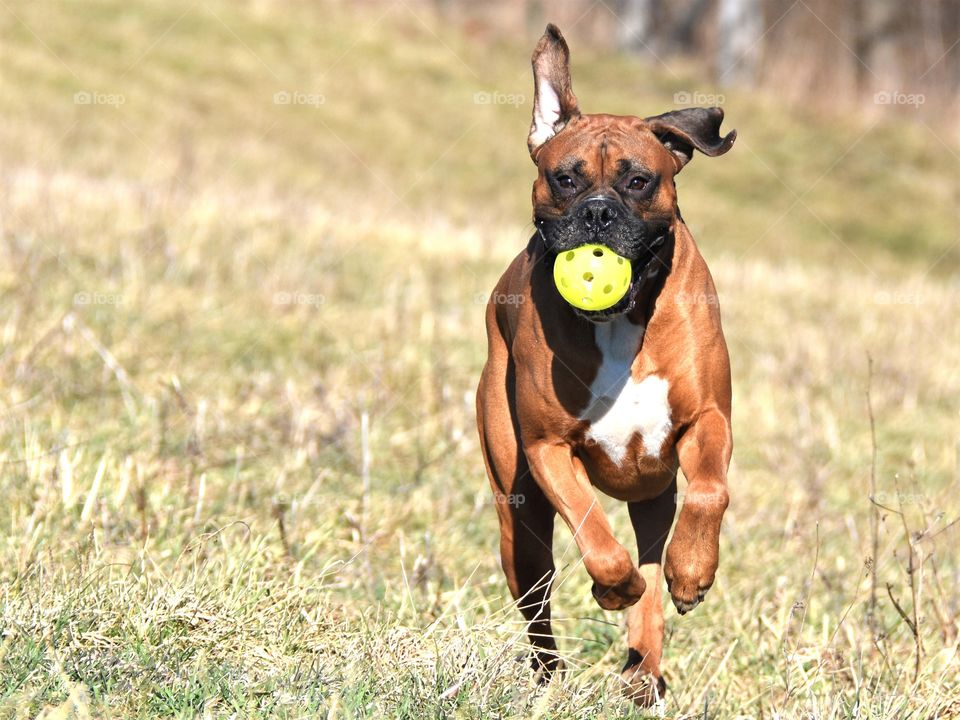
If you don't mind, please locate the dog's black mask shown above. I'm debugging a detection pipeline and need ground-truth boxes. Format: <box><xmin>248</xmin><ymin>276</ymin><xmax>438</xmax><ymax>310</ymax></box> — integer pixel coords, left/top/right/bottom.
<box><xmin>536</xmin><ymin>194</ymin><xmax>668</xmax><ymax>260</ymax></box>
<box><xmin>536</xmin><ymin>194</ymin><xmax>673</xmax><ymax>320</ymax></box>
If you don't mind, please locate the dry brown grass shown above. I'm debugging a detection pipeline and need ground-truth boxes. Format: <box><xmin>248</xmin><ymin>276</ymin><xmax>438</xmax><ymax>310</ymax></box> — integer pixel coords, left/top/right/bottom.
<box><xmin>1</xmin><ymin>1</ymin><xmax>958</xmax><ymax>717</ymax></box>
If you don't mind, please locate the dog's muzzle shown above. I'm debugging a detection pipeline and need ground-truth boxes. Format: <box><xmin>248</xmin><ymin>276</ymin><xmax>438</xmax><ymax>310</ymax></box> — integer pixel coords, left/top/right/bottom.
<box><xmin>536</xmin><ymin>198</ymin><xmax>674</xmax><ymax>321</ymax></box>
<box><xmin>536</xmin><ymin>196</ymin><xmax>667</xmax><ymax>265</ymax></box>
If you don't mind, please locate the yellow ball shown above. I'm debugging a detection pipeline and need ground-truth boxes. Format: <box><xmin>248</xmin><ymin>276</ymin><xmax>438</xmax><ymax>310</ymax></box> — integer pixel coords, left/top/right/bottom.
<box><xmin>553</xmin><ymin>244</ymin><xmax>632</xmax><ymax>311</ymax></box>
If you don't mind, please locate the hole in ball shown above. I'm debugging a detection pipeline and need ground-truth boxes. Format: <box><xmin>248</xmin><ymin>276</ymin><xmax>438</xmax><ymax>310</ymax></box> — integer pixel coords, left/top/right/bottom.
<box><xmin>565</xmin><ymin>251</ymin><xmax>575</xmax><ymax>261</ymax></box>
<box><xmin>617</xmin><ymin>258</ymin><xmax>624</xmax><ymax>265</ymax></box>
<box><xmin>592</xmin><ymin>248</ymin><xmax>603</xmax><ymax>257</ymax></box>
<box><xmin>603</xmin><ymin>284</ymin><xmax>613</xmax><ymax>294</ymax></box>
<box><xmin>583</xmin><ymin>272</ymin><xmax>594</xmax><ymax>282</ymax></box>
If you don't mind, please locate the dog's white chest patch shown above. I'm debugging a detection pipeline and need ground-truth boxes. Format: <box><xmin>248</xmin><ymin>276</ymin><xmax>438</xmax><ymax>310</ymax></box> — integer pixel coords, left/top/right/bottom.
<box><xmin>580</xmin><ymin>318</ymin><xmax>672</xmax><ymax>466</ymax></box>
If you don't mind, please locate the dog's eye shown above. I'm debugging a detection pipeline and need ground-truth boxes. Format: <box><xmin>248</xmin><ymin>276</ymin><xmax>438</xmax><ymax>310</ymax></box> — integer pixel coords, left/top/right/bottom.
<box><xmin>628</xmin><ymin>176</ymin><xmax>648</xmax><ymax>191</ymax></box>
<box><xmin>555</xmin><ymin>175</ymin><xmax>576</xmax><ymax>190</ymax></box>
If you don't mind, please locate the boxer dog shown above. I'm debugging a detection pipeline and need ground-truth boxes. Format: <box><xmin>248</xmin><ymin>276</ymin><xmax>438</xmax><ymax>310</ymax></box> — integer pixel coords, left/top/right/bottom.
<box><xmin>476</xmin><ymin>25</ymin><xmax>735</xmax><ymax>706</ymax></box>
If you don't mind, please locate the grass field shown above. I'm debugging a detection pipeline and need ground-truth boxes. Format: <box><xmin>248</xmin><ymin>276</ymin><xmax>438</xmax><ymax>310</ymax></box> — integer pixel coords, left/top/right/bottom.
<box><xmin>1</xmin><ymin>1</ymin><xmax>959</xmax><ymax>717</ymax></box>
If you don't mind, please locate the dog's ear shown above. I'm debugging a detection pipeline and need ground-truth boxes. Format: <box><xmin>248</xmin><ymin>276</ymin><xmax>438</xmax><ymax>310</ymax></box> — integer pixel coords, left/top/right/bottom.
<box><xmin>528</xmin><ymin>24</ymin><xmax>580</xmax><ymax>161</ymax></box>
<box><xmin>644</xmin><ymin>107</ymin><xmax>736</xmax><ymax>172</ymax></box>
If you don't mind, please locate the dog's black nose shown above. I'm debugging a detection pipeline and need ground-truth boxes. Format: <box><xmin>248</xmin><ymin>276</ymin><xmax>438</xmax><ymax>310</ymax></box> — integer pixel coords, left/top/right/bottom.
<box><xmin>578</xmin><ymin>198</ymin><xmax>618</xmax><ymax>232</ymax></box>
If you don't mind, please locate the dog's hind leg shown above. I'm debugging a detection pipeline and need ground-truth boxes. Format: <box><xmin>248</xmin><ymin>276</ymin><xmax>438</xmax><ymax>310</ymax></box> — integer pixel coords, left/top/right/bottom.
<box><xmin>492</xmin><ymin>464</ymin><xmax>559</xmax><ymax>678</ymax></box>
<box><xmin>621</xmin><ymin>479</ymin><xmax>676</xmax><ymax>706</ymax></box>
<box><xmin>477</xmin><ymin>351</ymin><xmax>559</xmax><ymax>677</ymax></box>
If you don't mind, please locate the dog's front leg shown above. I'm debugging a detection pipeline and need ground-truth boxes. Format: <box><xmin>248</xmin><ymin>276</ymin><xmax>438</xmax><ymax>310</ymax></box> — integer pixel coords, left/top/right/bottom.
<box><xmin>664</xmin><ymin>409</ymin><xmax>731</xmax><ymax>613</ymax></box>
<box><xmin>525</xmin><ymin>441</ymin><xmax>646</xmax><ymax>610</ymax></box>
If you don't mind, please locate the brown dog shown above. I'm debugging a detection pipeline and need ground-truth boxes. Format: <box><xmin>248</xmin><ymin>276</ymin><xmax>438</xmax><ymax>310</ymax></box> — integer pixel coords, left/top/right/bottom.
<box><xmin>476</xmin><ymin>25</ymin><xmax>735</xmax><ymax>706</ymax></box>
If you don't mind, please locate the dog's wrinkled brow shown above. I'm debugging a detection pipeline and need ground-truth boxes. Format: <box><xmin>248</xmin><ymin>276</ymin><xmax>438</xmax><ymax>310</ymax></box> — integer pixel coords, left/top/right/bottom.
<box><xmin>553</xmin><ymin>158</ymin><xmax>587</xmax><ymax>176</ymax></box>
<box><xmin>615</xmin><ymin>158</ymin><xmax>654</xmax><ymax>179</ymax></box>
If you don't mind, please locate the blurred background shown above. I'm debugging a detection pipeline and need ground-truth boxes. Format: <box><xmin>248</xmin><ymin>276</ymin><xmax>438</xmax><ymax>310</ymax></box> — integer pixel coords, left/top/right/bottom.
<box><xmin>430</xmin><ymin>0</ymin><xmax>960</xmax><ymax>113</ymax></box>
<box><xmin>0</xmin><ymin>1</ymin><xmax>958</xmax><ymax>717</ymax></box>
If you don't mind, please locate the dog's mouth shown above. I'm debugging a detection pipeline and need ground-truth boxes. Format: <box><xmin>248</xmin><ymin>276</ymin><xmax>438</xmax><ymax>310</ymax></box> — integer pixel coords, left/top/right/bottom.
<box><xmin>569</xmin><ymin>257</ymin><xmax>644</xmax><ymax>322</ymax></box>
<box><xmin>549</xmin><ymin>234</ymin><xmax>671</xmax><ymax>322</ymax></box>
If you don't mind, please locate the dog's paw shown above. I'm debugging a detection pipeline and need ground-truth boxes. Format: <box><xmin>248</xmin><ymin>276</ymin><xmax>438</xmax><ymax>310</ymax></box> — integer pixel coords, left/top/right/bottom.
<box><xmin>620</xmin><ymin>663</ymin><xmax>667</xmax><ymax>707</ymax></box>
<box><xmin>663</xmin><ymin>547</ymin><xmax>716</xmax><ymax>615</ymax></box>
<box><xmin>670</xmin><ymin>588</ymin><xmax>708</xmax><ymax>614</ymax></box>
<box><xmin>591</xmin><ymin>567</ymin><xmax>646</xmax><ymax>611</ymax></box>
<box><xmin>531</xmin><ymin>652</ymin><xmax>564</xmax><ymax>684</ymax></box>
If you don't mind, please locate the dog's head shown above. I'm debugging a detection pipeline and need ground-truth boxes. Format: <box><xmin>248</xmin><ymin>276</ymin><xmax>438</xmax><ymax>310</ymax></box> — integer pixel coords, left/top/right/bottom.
<box><xmin>528</xmin><ymin>24</ymin><xmax>735</xmax><ymax>320</ymax></box>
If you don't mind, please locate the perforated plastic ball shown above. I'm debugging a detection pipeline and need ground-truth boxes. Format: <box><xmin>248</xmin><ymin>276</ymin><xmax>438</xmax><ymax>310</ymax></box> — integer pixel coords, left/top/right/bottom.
<box><xmin>553</xmin><ymin>244</ymin><xmax>632</xmax><ymax>311</ymax></box>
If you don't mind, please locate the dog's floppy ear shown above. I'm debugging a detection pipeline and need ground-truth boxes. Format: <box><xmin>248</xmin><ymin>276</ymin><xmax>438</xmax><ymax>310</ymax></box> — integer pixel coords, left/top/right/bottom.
<box><xmin>644</xmin><ymin>107</ymin><xmax>736</xmax><ymax>172</ymax></box>
<box><xmin>528</xmin><ymin>24</ymin><xmax>580</xmax><ymax>161</ymax></box>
